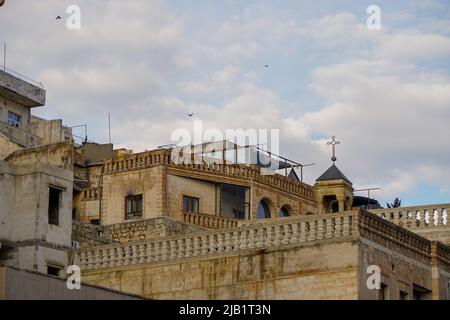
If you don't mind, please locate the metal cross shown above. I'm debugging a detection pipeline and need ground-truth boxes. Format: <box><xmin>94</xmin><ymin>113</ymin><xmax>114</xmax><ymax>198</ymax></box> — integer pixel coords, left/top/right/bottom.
<box><xmin>327</xmin><ymin>136</ymin><xmax>340</xmax><ymax>163</ymax></box>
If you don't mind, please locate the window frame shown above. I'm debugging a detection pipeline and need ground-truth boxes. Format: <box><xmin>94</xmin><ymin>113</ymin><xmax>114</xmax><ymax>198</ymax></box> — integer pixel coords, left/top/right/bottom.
<box><xmin>182</xmin><ymin>195</ymin><xmax>200</xmax><ymax>213</ymax></box>
<box><xmin>125</xmin><ymin>194</ymin><xmax>143</xmax><ymax>220</ymax></box>
<box><xmin>7</xmin><ymin>110</ymin><xmax>21</xmax><ymax>128</ymax></box>
<box><xmin>48</xmin><ymin>186</ymin><xmax>63</xmax><ymax>226</ymax></box>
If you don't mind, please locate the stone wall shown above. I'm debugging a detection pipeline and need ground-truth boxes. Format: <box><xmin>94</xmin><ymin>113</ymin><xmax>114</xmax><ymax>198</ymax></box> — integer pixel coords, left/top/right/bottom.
<box><xmin>72</xmin><ymin>221</ymin><xmax>113</xmax><ymax>247</ymax></box>
<box><xmin>0</xmin><ymin>143</ymin><xmax>74</xmax><ymax>275</ymax></box>
<box><xmin>78</xmin><ymin>210</ymin><xmax>450</xmax><ymax>300</ymax></box>
<box><xmin>102</xmin><ymin>217</ymin><xmax>205</xmax><ymax>243</ymax></box>
<box><xmin>72</xmin><ymin>217</ymin><xmax>205</xmax><ymax>247</ymax></box>
<box><xmin>100</xmin><ymin>166</ymin><xmax>164</xmax><ymax>225</ymax></box>
<box><xmin>81</xmin><ymin>240</ymin><xmax>360</xmax><ymax>299</ymax></box>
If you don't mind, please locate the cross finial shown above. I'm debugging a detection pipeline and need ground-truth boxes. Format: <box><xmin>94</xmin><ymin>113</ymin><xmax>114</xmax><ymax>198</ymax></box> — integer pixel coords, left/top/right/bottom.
<box><xmin>327</xmin><ymin>136</ymin><xmax>340</xmax><ymax>163</ymax></box>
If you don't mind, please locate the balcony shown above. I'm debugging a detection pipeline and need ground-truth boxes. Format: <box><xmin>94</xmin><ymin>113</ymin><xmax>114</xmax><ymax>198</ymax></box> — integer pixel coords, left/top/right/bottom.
<box><xmin>0</xmin><ymin>68</ymin><xmax>46</xmax><ymax>107</ymax></box>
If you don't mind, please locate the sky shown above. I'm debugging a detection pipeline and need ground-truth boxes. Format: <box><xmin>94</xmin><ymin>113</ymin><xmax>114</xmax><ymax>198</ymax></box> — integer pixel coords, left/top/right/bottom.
<box><xmin>1</xmin><ymin>0</ymin><xmax>450</xmax><ymax>206</ymax></box>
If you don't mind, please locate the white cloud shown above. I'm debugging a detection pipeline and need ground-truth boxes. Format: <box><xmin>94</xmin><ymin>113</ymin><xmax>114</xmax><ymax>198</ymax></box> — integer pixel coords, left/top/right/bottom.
<box><xmin>1</xmin><ymin>2</ymin><xmax>450</xmax><ymax>206</ymax></box>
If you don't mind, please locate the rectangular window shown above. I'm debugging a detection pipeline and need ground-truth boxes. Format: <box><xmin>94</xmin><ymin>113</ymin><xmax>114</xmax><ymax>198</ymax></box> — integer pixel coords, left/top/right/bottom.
<box><xmin>125</xmin><ymin>194</ymin><xmax>143</xmax><ymax>220</ymax></box>
<box><xmin>48</xmin><ymin>187</ymin><xmax>62</xmax><ymax>226</ymax></box>
<box><xmin>47</xmin><ymin>265</ymin><xmax>61</xmax><ymax>277</ymax></box>
<box><xmin>220</xmin><ymin>183</ymin><xmax>249</xmax><ymax>219</ymax></box>
<box><xmin>90</xmin><ymin>219</ymin><xmax>100</xmax><ymax>226</ymax></box>
<box><xmin>183</xmin><ymin>195</ymin><xmax>199</xmax><ymax>213</ymax></box>
<box><xmin>7</xmin><ymin>111</ymin><xmax>21</xmax><ymax>128</ymax></box>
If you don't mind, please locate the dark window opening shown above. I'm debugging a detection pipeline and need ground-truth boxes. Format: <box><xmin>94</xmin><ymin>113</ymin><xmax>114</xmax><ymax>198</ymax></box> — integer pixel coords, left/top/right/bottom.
<box><xmin>257</xmin><ymin>200</ymin><xmax>271</xmax><ymax>219</ymax></box>
<box><xmin>47</xmin><ymin>265</ymin><xmax>61</xmax><ymax>277</ymax></box>
<box><xmin>278</xmin><ymin>206</ymin><xmax>290</xmax><ymax>217</ymax></box>
<box><xmin>48</xmin><ymin>187</ymin><xmax>62</xmax><ymax>226</ymax></box>
<box><xmin>183</xmin><ymin>195</ymin><xmax>199</xmax><ymax>213</ymax></box>
<box><xmin>90</xmin><ymin>219</ymin><xmax>100</xmax><ymax>226</ymax></box>
<box><xmin>331</xmin><ymin>200</ymin><xmax>339</xmax><ymax>213</ymax></box>
<box><xmin>322</xmin><ymin>195</ymin><xmax>338</xmax><ymax>213</ymax></box>
<box><xmin>125</xmin><ymin>194</ymin><xmax>143</xmax><ymax>220</ymax></box>
<box><xmin>379</xmin><ymin>283</ymin><xmax>388</xmax><ymax>300</ymax></box>
<box><xmin>220</xmin><ymin>184</ymin><xmax>249</xmax><ymax>220</ymax></box>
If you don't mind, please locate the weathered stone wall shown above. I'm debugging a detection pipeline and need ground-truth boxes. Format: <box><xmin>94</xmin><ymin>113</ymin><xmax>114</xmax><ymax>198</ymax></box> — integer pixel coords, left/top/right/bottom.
<box><xmin>101</xmin><ymin>166</ymin><xmax>164</xmax><ymax>225</ymax></box>
<box><xmin>78</xmin><ymin>210</ymin><xmax>450</xmax><ymax>300</ymax></box>
<box><xmin>0</xmin><ymin>132</ymin><xmax>21</xmax><ymax>159</ymax></box>
<box><xmin>357</xmin><ymin>238</ymin><xmax>434</xmax><ymax>300</ymax></box>
<box><xmin>72</xmin><ymin>218</ymin><xmax>204</xmax><ymax>247</ymax></box>
<box><xmin>4</xmin><ymin>141</ymin><xmax>73</xmax><ymax>170</ymax></box>
<box><xmin>166</xmin><ymin>174</ymin><xmax>217</xmax><ymax>220</ymax></box>
<box><xmin>72</xmin><ymin>221</ymin><xmax>113</xmax><ymax>247</ymax></box>
<box><xmin>29</xmin><ymin>116</ymin><xmax>71</xmax><ymax>146</ymax></box>
<box><xmin>0</xmin><ymin>160</ymin><xmax>14</xmax><ymax>240</ymax></box>
<box><xmin>82</xmin><ymin>240</ymin><xmax>360</xmax><ymax>299</ymax></box>
<box><xmin>0</xmin><ymin>96</ymin><xmax>30</xmax><ymax>130</ymax></box>
<box><xmin>0</xmin><ymin>143</ymin><xmax>74</xmax><ymax>275</ymax></box>
<box><xmin>102</xmin><ymin>217</ymin><xmax>205</xmax><ymax>243</ymax></box>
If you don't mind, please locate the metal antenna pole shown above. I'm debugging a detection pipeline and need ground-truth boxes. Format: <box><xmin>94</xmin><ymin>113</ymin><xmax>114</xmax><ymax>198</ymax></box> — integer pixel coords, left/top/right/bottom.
<box><xmin>3</xmin><ymin>42</ymin><xmax>6</xmax><ymax>71</ymax></box>
<box><xmin>108</xmin><ymin>113</ymin><xmax>111</xmax><ymax>143</ymax></box>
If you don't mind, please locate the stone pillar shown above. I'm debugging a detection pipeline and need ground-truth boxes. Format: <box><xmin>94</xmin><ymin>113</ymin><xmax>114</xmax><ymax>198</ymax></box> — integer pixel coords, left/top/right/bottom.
<box><xmin>337</xmin><ymin>196</ymin><xmax>345</xmax><ymax>213</ymax></box>
<box><xmin>318</xmin><ymin>203</ymin><xmax>324</xmax><ymax>215</ymax></box>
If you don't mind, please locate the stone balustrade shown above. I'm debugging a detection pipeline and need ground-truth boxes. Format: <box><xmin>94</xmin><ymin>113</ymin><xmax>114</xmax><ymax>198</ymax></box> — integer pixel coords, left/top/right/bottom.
<box><xmin>183</xmin><ymin>212</ymin><xmax>241</xmax><ymax>229</ymax></box>
<box><xmin>79</xmin><ymin>209</ymin><xmax>442</xmax><ymax>271</ymax></box>
<box><xmin>79</xmin><ymin>211</ymin><xmax>363</xmax><ymax>271</ymax></box>
<box><xmin>101</xmin><ymin>149</ymin><xmax>315</xmax><ymax>199</ymax></box>
<box><xmin>370</xmin><ymin>204</ymin><xmax>449</xmax><ymax>229</ymax></box>
<box><xmin>82</xmin><ymin>187</ymin><xmax>99</xmax><ymax>201</ymax></box>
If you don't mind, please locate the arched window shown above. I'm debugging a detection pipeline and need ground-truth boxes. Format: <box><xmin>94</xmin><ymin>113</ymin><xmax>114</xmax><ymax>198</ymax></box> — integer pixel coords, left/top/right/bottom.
<box><xmin>278</xmin><ymin>206</ymin><xmax>290</xmax><ymax>217</ymax></box>
<box><xmin>257</xmin><ymin>200</ymin><xmax>271</xmax><ymax>219</ymax></box>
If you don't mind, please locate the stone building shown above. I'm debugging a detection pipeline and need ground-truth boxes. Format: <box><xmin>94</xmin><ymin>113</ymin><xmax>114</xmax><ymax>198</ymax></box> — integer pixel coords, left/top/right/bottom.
<box><xmin>1</xmin><ymin>67</ymin><xmax>450</xmax><ymax>300</ymax></box>
<box><xmin>0</xmin><ymin>69</ymin><xmax>74</xmax><ymax>277</ymax></box>
<box><xmin>72</xmin><ymin>145</ymin><xmax>450</xmax><ymax>300</ymax></box>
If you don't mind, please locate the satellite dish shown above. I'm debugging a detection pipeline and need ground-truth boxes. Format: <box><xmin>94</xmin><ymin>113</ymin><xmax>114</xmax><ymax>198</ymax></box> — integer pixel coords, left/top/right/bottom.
<box><xmin>0</xmin><ymin>0</ymin><xmax>5</xmax><ymax>7</ymax></box>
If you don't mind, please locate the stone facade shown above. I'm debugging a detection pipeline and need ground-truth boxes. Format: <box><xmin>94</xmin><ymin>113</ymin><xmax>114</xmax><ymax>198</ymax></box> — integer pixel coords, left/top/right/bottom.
<box><xmin>78</xmin><ymin>210</ymin><xmax>450</xmax><ymax>300</ymax></box>
<box><xmin>0</xmin><ymin>143</ymin><xmax>74</xmax><ymax>275</ymax></box>
<box><xmin>1</xmin><ymin>68</ymin><xmax>450</xmax><ymax>300</ymax></box>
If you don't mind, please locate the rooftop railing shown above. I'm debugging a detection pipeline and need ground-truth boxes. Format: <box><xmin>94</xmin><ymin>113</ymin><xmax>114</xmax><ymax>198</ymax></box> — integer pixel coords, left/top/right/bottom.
<box><xmin>101</xmin><ymin>149</ymin><xmax>315</xmax><ymax>199</ymax></box>
<box><xmin>78</xmin><ymin>210</ymin><xmax>436</xmax><ymax>271</ymax></box>
<box><xmin>369</xmin><ymin>204</ymin><xmax>449</xmax><ymax>229</ymax></box>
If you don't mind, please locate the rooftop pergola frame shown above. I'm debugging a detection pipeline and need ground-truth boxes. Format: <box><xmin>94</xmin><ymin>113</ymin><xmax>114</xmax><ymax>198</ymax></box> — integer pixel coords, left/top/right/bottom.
<box><xmin>171</xmin><ymin>140</ymin><xmax>314</xmax><ymax>182</ymax></box>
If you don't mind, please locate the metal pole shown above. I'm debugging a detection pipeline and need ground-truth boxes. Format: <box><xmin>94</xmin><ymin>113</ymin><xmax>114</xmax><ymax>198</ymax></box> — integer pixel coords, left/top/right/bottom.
<box><xmin>3</xmin><ymin>42</ymin><xmax>6</xmax><ymax>71</ymax></box>
<box><xmin>108</xmin><ymin>113</ymin><xmax>111</xmax><ymax>143</ymax></box>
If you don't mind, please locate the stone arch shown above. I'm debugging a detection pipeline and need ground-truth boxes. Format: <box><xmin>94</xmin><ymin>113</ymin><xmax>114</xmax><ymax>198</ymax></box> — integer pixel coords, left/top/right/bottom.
<box><xmin>257</xmin><ymin>197</ymin><xmax>274</xmax><ymax>219</ymax></box>
<box><xmin>278</xmin><ymin>204</ymin><xmax>293</xmax><ymax>217</ymax></box>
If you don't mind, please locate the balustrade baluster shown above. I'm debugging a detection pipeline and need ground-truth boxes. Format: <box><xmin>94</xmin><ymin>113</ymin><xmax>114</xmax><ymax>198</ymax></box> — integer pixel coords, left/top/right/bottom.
<box><xmin>299</xmin><ymin>222</ymin><xmax>307</xmax><ymax>242</ymax></box>
<box><xmin>169</xmin><ymin>240</ymin><xmax>177</xmax><ymax>259</ymax></box>
<box><xmin>291</xmin><ymin>223</ymin><xmax>299</xmax><ymax>244</ymax></box>
<box><xmin>177</xmin><ymin>239</ymin><xmax>185</xmax><ymax>259</ymax></box>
